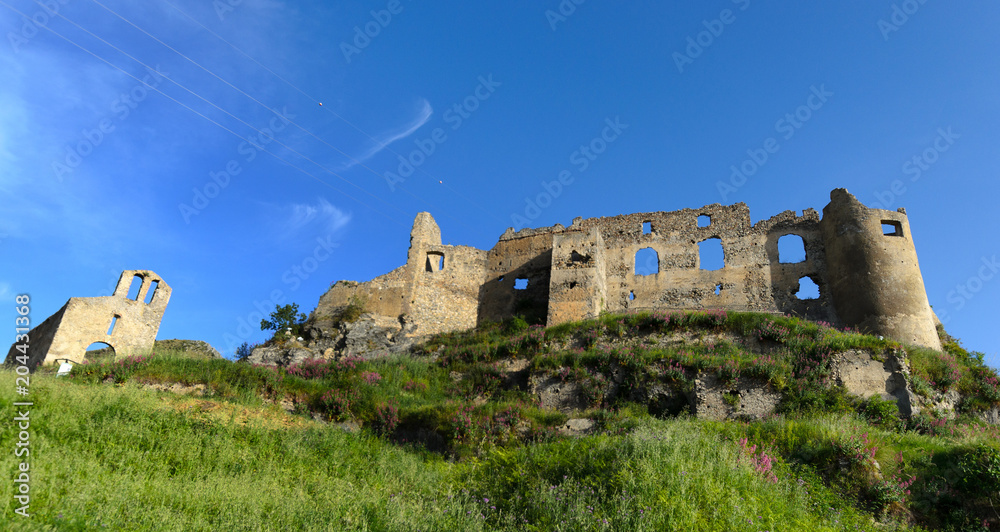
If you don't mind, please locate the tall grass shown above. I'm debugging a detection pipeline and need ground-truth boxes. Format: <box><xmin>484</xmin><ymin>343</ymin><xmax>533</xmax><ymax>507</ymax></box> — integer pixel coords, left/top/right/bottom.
<box><xmin>2</xmin><ymin>372</ymin><xmax>912</xmax><ymax>531</ymax></box>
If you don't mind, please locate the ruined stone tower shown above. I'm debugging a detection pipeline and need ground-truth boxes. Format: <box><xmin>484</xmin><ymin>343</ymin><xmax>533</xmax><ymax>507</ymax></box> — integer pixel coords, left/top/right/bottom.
<box><xmin>821</xmin><ymin>189</ymin><xmax>941</xmax><ymax>349</ymax></box>
<box><xmin>316</xmin><ymin>189</ymin><xmax>942</xmax><ymax>351</ymax></box>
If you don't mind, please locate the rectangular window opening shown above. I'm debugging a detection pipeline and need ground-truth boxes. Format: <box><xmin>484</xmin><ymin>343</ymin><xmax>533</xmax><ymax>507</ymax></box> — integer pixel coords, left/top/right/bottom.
<box><xmin>514</xmin><ymin>278</ymin><xmax>529</xmax><ymax>290</ymax></box>
<box><xmin>425</xmin><ymin>252</ymin><xmax>445</xmax><ymax>272</ymax></box>
<box><xmin>107</xmin><ymin>315</ymin><xmax>119</xmax><ymax>335</ymax></box>
<box><xmin>642</xmin><ymin>221</ymin><xmax>652</xmax><ymax>235</ymax></box>
<box><xmin>698</xmin><ymin>214</ymin><xmax>711</xmax><ymax>228</ymax></box>
<box><xmin>881</xmin><ymin>220</ymin><xmax>903</xmax><ymax>237</ymax></box>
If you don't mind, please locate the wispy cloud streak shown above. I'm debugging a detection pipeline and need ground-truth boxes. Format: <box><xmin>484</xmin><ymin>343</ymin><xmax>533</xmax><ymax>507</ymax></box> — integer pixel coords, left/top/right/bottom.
<box><xmin>339</xmin><ymin>99</ymin><xmax>432</xmax><ymax>169</ymax></box>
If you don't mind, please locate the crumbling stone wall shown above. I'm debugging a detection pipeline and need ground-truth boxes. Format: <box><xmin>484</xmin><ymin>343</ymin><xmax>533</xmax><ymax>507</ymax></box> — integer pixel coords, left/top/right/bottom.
<box><xmin>6</xmin><ymin>270</ymin><xmax>171</xmax><ymax>368</ymax></box>
<box><xmin>312</xmin><ymin>189</ymin><xmax>941</xmax><ymax>351</ymax></box>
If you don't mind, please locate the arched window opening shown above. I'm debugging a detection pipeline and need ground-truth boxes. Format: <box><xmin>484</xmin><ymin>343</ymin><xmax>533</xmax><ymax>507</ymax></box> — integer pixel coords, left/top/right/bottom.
<box><xmin>635</xmin><ymin>248</ymin><xmax>659</xmax><ymax>276</ymax></box>
<box><xmin>778</xmin><ymin>234</ymin><xmax>806</xmax><ymax>264</ymax></box>
<box><xmin>126</xmin><ymin>275</ymin><xmax>144</xmax><ymax>300</ymax></box>
<box><xmin>144</xmin><ymin>280</ymin><xmax>160</xmax><ymax>304</ymax></box>
<box><xmin>796</xmin><ymin>277</ymin><xmax>820</xmax><ymax>300</ymax></box>
<box><xmin>85</xmin><ymin>342</ymin><xmax>115</xmax><ymax>362</ymax></box>
<box><xmin>698</xmin><ymin>238</ymin><xmax>724</xmax><ymax>271</ymax></box>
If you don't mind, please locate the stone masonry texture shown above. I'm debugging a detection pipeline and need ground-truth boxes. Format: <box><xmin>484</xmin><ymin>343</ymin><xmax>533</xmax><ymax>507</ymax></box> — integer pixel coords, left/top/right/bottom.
<box><xmin>6</xmin><ymin>270</ymin><xmax>171</xmax><ymax>369</ymax></box>
<box><xmin>314</xmin><ymin>188</ymin><xmax>943</xmax><ymax>351</ymax></box>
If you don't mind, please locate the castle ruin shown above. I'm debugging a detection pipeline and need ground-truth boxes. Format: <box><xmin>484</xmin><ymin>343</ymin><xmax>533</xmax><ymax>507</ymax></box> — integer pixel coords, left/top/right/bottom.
<box><xmin>6</xmin><ymin>270</ymin><xmax>171</xmax><ymax>368</ymax></box>
<box><xmin>319</xmin><ymin>189</ymin><xmax>942</xmax><ymax>351</ymax></box>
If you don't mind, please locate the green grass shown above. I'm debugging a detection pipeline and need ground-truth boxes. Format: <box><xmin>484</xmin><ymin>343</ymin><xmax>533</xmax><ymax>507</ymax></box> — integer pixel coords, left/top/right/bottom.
<box><xmin>2</xmin><ymin>371</ymin><xmax>896</xmax><ymax>531</ymax></box>
<box><xmin>5</xmin><ymin>310</ymin><xmax>1000</xmax><ymax>530</ymax></box>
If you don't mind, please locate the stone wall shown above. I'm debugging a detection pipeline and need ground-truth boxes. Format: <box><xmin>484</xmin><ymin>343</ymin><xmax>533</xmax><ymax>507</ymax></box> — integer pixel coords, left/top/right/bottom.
<box><xmin>6</xmin><ymin>270</ymin><xmax>171</xmax><ymax>368</ymax></box>
<box><xmin>310</xmin><ymin>189</ymin><xmax>942</xmax><ymax>351</ymax></box>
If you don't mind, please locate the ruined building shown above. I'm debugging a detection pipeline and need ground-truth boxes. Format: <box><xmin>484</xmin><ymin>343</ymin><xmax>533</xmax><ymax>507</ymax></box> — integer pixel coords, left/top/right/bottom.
<box><xmin>319</xmin><ymin>189</ymin><xmax>942</xmax><ymax>351</ymax></box>
<box><xmin>6</xmin><ymin>270</ymin><xmax>171</xmax><ymax>368</ymax></box>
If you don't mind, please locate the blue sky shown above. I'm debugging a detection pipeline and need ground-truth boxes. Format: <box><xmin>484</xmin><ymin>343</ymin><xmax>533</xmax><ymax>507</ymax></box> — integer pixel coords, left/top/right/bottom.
<box><xmin>2</xmin><ymin>0</ymin><xmax>998</xmax><ymax>364</ymax></box>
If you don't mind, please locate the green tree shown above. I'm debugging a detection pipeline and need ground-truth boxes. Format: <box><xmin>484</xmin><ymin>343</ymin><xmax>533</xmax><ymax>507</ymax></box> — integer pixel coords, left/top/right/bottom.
<box><xmin>260</xmin><ymin>303</ymin><xmax>307</xmax><ymax>338</ymax></box>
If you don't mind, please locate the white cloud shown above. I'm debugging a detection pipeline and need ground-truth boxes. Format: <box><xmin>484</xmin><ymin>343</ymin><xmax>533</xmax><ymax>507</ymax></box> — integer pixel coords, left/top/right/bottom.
<box><xmin>338</xmin><ymin>98</ymin><xmax>433</xmax><ymax>169</ymax></box>
<box><xmin>281</xmin><ymin>198</ymin><xmax>351</xmax><ymax>237</ymax></box>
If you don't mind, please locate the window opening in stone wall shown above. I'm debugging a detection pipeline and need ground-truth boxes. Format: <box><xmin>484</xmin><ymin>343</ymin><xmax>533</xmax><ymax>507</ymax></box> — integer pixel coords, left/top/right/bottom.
<box><xmin>629</xmin><ymin>290</ymin><xmax>636</xmax><ymax>301</ymax></box>
<box><xmin>882</xmin><ymin>220</ymin><xmax>902</xmax><ymax>237</ymax></box>
<box><xmin>426</xmin><ymin>252</ymin><xmax>445</xmax><ymax>272</ymax></box>
<box><xmin>499</xmin><ymin>276</ymin><xmax>504</xmax><ymax>282</ymax></box>
<box><xmin>778</xmin><ymin>234</ymin><xmax>806</xmax><ymax>264</ymax></box>
<box><xmin>106</xmin><ymin>315</ymin><xmax>119</xmax><ymax>335</ymax></box>
<box><xmin>126</xmin><ymin>274</ymin><xmax>144</xmax><ymax>300</ymax></box>
<box><xmin>635</xmin><ymin>248</ymin><xmax>659</xmax><ymax>276</ymax></box>
<box><xmin>514</xmin><ymin>278</ymin><xmax>529</xmax><ymax>290</ymax></box>
<box><xmin>698</xmin><ymin>238</ymin><xmax>724</xmax><ymax>270</ymax></box>
<box><xmin>642</xmin><ymin>221</ymin><xmax>652</xmax><ymax>235</ymax></box>
<box><xmin>85</xmin><ymin>342</ymin><xmax>115</xmax><ymax>361</ymax></box>
<box><xmin>570</xmin><ymin>250</ymin><xmax>590</xmax><ymax>264</ymax></box>
<box><xmin>144</xmin><ymin>280</ymin><xmax>159</xmax><ymax>304</ymax></box>
<box><xmin>569</xmin><ymin>281</ymin><xmax>578</xmax><ymax>289</ymax></box>
<box><xmin>715</xmin><ymin>284</ymin><xmax>722</xmax><ymax>296</ymax></box>
<box><xmin>796</xmin><ymin>277</ymin><xmax>820</xmax><ymax>300</ymax></box>
<box><xmin>698</xmin><ymin>214</ymin><xmax>711</xmax><ymax>227</ymax></box>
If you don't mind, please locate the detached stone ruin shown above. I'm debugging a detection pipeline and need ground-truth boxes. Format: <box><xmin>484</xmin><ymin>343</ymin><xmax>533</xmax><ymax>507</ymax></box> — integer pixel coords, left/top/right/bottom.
<box><xmin>6</xmin><ymin>270</ymin><xmax>171</xmax><ymax>369</ymax></box>
<box><xmin>318</xmin><ymin>188</ymin><xmax>942</xmax><ymax>351</ymax></box>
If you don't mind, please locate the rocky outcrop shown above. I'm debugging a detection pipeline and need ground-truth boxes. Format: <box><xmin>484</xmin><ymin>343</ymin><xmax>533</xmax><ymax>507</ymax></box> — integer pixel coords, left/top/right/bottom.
<box><xmin>523</xmin><ymin>349</ymin><xmax>919</xmax><ymax>421</ymax></box>
<box><xmin>691</xmin><ymin>375</ymin><xmax>782</xmax><ymax>421</ymax></box>
<box><xmin>831</xmin><ymin>350</ymin><xmax>917</xmax><ymax>416</ymax></box>
<box><xmin>530</xmin><ymin>374</ymin><xmax>591</xmax><ymax>412</ymax></box>
<box><xmin>246</xmin><ymin>314</ymin><xmax>420</xmax><ymax>367</ymax></box>
<box><xmin>154</xmin><ymin>339</ymin><xmax>221</xmax><ymax>359</ymax></box>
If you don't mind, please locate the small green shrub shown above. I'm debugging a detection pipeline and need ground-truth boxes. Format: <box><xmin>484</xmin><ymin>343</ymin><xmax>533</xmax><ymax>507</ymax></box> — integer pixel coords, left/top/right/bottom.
<box><xmin>340</xmin><ymin>294</ymin><xmax>367</xmax><ymax>323</ymax></box>
<box><xmin>857</xmin><ymin>395</ymin><xmax>903</xmax><ymax>431</ymax></box>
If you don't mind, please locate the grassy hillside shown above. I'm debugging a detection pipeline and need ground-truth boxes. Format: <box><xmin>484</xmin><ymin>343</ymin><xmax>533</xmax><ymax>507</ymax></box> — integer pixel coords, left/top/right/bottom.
<box><xmin>3</xmin><ymin>311</ymin><xmax>999</xmax><ymax>531</ymax></box>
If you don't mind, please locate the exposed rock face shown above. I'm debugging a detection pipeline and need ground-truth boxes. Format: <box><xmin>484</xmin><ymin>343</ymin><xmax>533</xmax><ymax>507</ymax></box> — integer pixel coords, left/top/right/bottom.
<box><xmin>246</xmin><ymin>314</ymin><xmax>419</xmax><ymax>367</ymax></box>
<box><xmin>246</xmin><ymin>346</ymin><xmax>316</xmax><ymax>367</ymax></box>
<box><xmin>531</xmin><ymin>374</ymin><xmax>591</xmax><ymax>412</ymax></box>
<box><xmin>691</xmin><ymin>375</ymin><xmax>782</xmax><ymax>420</ymax></box>
<box><xmin>560</xmin><ymin>418</ymin><xmax>596</xmax><ymax>436</ymax></box>
<box><xmin>831</xmin><ymin>350</ymin><xmax>918</xmax><ymax>416</ymax></box>
<box><xmin>527</xmin><ymin>349</ymin><xmax>914</xmax><ymax>421</ymax></box>
<box><xmin>154</xmin><ymin>339</ymin><xmax>221</xmax><ymax>359</ymax></box>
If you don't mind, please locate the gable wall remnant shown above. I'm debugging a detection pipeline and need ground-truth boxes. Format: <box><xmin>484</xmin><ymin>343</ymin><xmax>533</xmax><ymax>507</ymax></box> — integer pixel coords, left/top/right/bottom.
<box><xmin>6</xmin><ymin>270</ymin><xmax>172</xmax><ymax>369</ymax></box>
<box><xmin>316</xmin><ymin>189</ymin><xmax>942</xmax><ymax>351</ymax></box>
